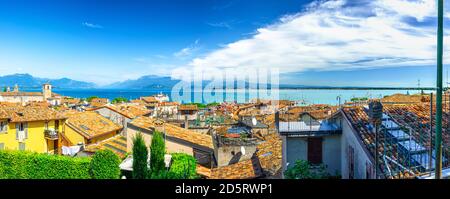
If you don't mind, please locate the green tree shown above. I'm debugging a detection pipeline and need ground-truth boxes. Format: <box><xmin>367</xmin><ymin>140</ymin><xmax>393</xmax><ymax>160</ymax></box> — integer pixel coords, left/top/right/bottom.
<box><xmin>132</xmin><ymin>133</ymin><xmax>148</xmax><ymax>179</ymax></box>
<box><xmin>150</xmin><ymin>131</ymin><xmax>165</xmax><ymax>176</ymax></box>
<box><xmin>90</xmin><ymin>149</ymin><xmax>121</xmax><ymax>179</ymax></box>
<box><xmin>2</xmin><ymin>87</ymin><xmax>6</xmax><ymax>92</ymax></box>
<box><xmin>206</xmin><ymin>102</ymin><xmax>220</xmax><ymax>107</ymax></box>
<box><xmin>166</xmin><ymin>153</ymin><xmax>198</xmax><ymax>179</ymax></box>
<box><xmin>112</xmin><ymin>97</ymin><xmax>129</xmax><ymax>104</ymax></box>
<box><xmin>284</xmin><ymin>160</ymin><xmax>329</xmax><ymax>179</ymax></box>
<box><xmin>86</xmin><ymin>96</ymin><xmax>99</xmax><ymax>102</ymax></box>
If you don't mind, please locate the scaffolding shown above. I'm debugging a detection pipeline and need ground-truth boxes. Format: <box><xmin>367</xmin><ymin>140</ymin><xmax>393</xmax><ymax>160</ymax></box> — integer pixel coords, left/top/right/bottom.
<box><xmin>369</xmin><ymin>92</ymin><xmax>450</xmax><ymax>179</ymax></box>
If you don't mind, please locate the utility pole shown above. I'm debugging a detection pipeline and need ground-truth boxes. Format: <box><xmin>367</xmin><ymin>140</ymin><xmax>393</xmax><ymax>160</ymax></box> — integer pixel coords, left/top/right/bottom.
<box><xmin>435</xmin><ymin>0</ymin><xmax>444</xmax><ymax>179</ymax></box>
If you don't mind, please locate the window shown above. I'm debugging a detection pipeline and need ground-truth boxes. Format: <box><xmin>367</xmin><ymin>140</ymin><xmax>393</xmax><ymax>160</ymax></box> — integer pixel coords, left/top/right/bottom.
<box><xmin>348</xmin><ymin>145</ymin><xmax>355</xmax><ymax>179</ymax></box>
<box><xmin>307</xmin><ymin>137</ymin><xmax>323</xmax><ymax>164</ymax></box>
<box><xmin>19</xmin><ymin>143</ymin><xmax>25</xmax><ymax>151</ymax></box>
<box><xmin>0</xmin><ymin>121</ymin><xmax>7</xmax><ymax>132</ymax></box>
<box><xmin>18</xmin><ymin>123</ymin><xmax>24</xmax><ymax>131</ymax></box>
<box><xmin>45</xmin><ymin>122</ymin><xmax>49</xmax><ymax>130</ymax></box>
<box><xmin>0</xmin><ymin>143</ymin><xmax>4</xmax><ymax>150</ymax></box>
<box><xmin>16</xmin><ymin>123</ymin><xmax>28</xmax><ymax>140</ymax></box>
<box><xmin>366</xmin><ymin>161</ymin><xmax>374</xmax><ymax>179</ymax></box>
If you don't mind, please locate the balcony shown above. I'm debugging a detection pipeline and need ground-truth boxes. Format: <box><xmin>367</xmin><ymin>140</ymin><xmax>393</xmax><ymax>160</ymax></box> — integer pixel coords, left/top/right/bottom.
<box><xmin>44</xmin><ymin>129</ymin><xmax>59</xmax><ymax>140</ymax></box>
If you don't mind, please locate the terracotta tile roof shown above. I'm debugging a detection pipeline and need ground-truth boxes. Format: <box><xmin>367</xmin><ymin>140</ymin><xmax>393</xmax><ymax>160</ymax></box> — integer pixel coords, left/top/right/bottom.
<box><xmin>178</xmin><ymin>104</ymin><xmax>198</xmax><ymax>111</ymax></box>
<box><xmin>196</xmin><ymin>164</ymin><xmax>211</xmax><ymax>178</ymax></box>
<box><xmin>381</xmin><ymin>94</ymin><xmax>428</xmax><ymax>104</ymax></box>
<box><xmin>62</xmin><ymin>98</ymin><xmax>81</xmax><ymax>104</ymax></box>
<box><xmin>129</xmin><ymin>116</ymin><xmax>214</xmax><ymax>149</ymax></box>
<box><xmin>26</xmin><ymin>101</ymin><xmax>50</xmax><ymax>107</ymax></box>
<box><xmin>209</xmin><ymin>157</ymin><xmax>263</xmax><ymax>179</ymax></box>
<box><xmin>383</xmin><ymin>104</ymin><xmax>450</xmax><ymax>162</ymax></box>
<box><xmin>140</xmin><ymin>96</ymin><xmax>159</xmax><ymax>103</ymax></box>
<box><xmin>159</xmin><ymin>101</ymin><xmax>180</xmax><ymax>106</ymax></box>
<box><xmin>0</xmin><ymin>104</ymin><xmax>66</xmax><ymax>122</ymax></box>
<box><xmin>84</xmin><ymin>135</ymin><xmax>127</xmax><ymax>158</ymax></box>
<box><xmin>90</xmin><ymin>101</ymin><xmax>107</xmax><ymax>108</ymax></box>
<box><xmin>91</xmin><ymin>98</ymin><xmax>108</xmax><ymax>103</ymax></box>
<box><xmin>286</xmin><ymin>105</ymin><xmax>338</xmax><ymax>120</ymax></box>
<box><xmin>0</xmin><ymin>92</ymin><xmax>43</xmax><ymax>96</ymax></box>
<box><xmin>104</xmin><ymin>104</ymin><xmax>151</xmax><ymax>119</ymax></box>
<box><xmin>130</xmin><ymin>99</ymin><xmax>146</xmax><ymax>105</ymax></box>
<box><xmin>0</xmin><ymin>109</ymin><xmax>8</xmax><ymax>119</ymax></box>
<box><xmin>65</xmin><ymin>111</ymin><xmax>123</xmax><ymax>139</ymax></box>
<box><xmin>256</xmin><ymin>133</ymin><xmax>283</xmax><ymax>176</ymax></box>
<box><xmin>341</xmin><ymin>105</ymin><xmax>438</xmax><ymax>178</ymax></box>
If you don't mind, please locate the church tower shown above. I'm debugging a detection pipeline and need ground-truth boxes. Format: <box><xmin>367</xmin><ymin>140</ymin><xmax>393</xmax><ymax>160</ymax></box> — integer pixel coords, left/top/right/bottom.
<box><xmin>43</xmin><ymin>83</ymin><xmax>52</xmax><ymax>100</ymax></box>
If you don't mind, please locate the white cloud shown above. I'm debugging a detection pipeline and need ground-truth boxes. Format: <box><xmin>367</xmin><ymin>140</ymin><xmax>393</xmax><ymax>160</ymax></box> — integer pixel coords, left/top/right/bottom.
<box><xmin>188</xmin><ymin>0</ymin><xmax>450</xmax><ymax>77</ymax></box>
<box><xmin>174</xmin><ymin>39</ymin><xmax>200</xmax><ymax>57</ymax></box>
<box><xmin>82</xmin><ymin>22</ymin><xmax>103</xmax><ymax>29</ymax></box>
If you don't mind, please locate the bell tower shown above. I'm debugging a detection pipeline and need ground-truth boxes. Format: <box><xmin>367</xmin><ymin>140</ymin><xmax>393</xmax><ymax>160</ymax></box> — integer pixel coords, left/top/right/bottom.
<box><xmin>43</xmin><ymin>83</ymin><xmax>52</xmax><ymax>100</ymax></box>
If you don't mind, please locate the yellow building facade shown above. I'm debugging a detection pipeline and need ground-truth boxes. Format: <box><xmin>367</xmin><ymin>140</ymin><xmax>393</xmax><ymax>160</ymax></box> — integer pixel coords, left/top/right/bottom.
<box><xmin>0</xmin><ymin>105</ymin><xmax>66</xmax><ymax>153</ymax></box>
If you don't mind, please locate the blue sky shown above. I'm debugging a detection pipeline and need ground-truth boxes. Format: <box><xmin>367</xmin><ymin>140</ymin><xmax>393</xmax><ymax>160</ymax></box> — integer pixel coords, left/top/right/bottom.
<box><xmin>0</xmin><ymin>0</ymin><xmax>448</xmax><ymax>87</ymax></box>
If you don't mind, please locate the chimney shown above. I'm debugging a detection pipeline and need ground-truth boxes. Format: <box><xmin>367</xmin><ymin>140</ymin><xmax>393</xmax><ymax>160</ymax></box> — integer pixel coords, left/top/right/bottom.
<box><xmin>368</xmin><ymin>100</ymin><xmax>383</xmax><ymax>127</ymax></box>
<box><xmin>154</xmin><ymin>119</ymin><xmax>165</xmax><ymax>133</ymax></box>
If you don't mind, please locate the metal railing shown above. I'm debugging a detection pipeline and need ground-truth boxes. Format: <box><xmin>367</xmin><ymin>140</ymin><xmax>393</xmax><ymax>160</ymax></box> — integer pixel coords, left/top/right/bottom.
<box><xmin>44</xmin><ymin>129</ymin><xmax>59</xmax><ymax>140</ymax></box>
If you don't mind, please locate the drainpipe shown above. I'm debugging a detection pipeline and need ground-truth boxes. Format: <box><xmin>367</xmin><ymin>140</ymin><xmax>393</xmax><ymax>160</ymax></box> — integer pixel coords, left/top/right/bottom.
<box><xmin>435</xmin><ymin>0</ymin><xmax>444</xmax><ymax>179</ymax></box>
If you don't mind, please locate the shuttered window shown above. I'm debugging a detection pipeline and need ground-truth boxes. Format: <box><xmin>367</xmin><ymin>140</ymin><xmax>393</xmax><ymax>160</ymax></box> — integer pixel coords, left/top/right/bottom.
<box><xmin>348</xmin><ymin>146</ymin><xmax>355</xmax><ymax>179</ymax></box>
<box><xmin>307</xmin><ymin>137</ymin><xmax>323</xmax><ymax>164</ymax></box>
<box><xmin>0</xmin><ymin>121</ymin><xmax>7</xmax><ymax>133</ymax></box>
<box><xmin>15</xmin><ymin>123</ymin><xmax>28</xmax><ymax>140</ymax></box>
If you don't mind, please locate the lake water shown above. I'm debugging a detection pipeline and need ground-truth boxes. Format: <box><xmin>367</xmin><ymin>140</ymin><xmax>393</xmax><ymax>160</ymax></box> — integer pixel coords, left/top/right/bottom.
<box><xmin>25</xmin><ymin>88</ymin><xmax>422</xmax><ymax>105</ymax></box>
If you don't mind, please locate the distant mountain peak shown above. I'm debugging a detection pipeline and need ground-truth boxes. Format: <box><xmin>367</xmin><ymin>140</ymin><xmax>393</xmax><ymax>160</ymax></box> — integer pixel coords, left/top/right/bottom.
<box><xmin>0</xmin><ymin>73</ymin><xmax>96</xmax><ymax>89</ymax></box>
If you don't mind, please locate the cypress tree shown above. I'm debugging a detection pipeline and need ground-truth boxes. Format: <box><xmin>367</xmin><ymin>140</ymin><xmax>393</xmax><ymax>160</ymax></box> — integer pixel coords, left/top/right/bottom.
<box><xmin>150</xmin><ymin>131</ymin><xmax>166</xmax><ymax>176</ymax></box>
<box><xmin>132</xmin><ymin>133</ymin><xmax>148</xmax><ymax>179</ymax></box>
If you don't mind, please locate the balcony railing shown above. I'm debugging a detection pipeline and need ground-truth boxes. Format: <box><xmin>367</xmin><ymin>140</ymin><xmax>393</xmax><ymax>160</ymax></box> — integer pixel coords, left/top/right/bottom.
<box><xmin>44</xmin><ymin>129</ymin><xmax>59</xmax><ymax>140</ymax></box>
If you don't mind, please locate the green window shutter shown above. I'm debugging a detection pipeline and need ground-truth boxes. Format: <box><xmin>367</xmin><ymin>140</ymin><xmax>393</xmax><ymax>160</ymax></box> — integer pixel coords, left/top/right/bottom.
<box><xmin>0</xmin><ymin>143</ymin><xmax>4</xmax><ymax>150</ymax></box>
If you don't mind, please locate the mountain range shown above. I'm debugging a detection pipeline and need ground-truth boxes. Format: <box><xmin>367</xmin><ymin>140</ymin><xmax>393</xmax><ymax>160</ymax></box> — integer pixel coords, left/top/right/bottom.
<box><xmin>0</xmin><ymin>74</ymin><xmax>96</xmax><ymax>89</ymax></box>
<box><xmin>0</xmin><ymin>73</ymin><xmax>313</xmax><ymax>90</ymax></box>
<box><xmin>104</xmin><ymin>75</ymin><xmax>181</xmax><ymax>89</ymax></box>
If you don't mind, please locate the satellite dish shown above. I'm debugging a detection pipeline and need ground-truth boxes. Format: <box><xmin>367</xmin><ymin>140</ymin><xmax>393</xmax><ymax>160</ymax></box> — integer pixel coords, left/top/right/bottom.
<box><xmin>252</xmin><ymin>117</ymin><xmax>257</xmax><ymax>126</ymax></box>
<box><xmin>241</xmin><ymin>146</ymin><xmax>246</xmax><ymax>155</ymax></box>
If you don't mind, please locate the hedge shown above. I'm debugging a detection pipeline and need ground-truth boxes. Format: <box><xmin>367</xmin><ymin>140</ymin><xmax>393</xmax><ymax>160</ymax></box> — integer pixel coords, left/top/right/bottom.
<box><xmin>90</xmin><ymin>149</ymin><xmax>121</xmax><ymax>179</ymax></box>
<box><xmin>0</xmin><ymin>150</ymin><xmax>120</xmax><ymax>179</ymax></box>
